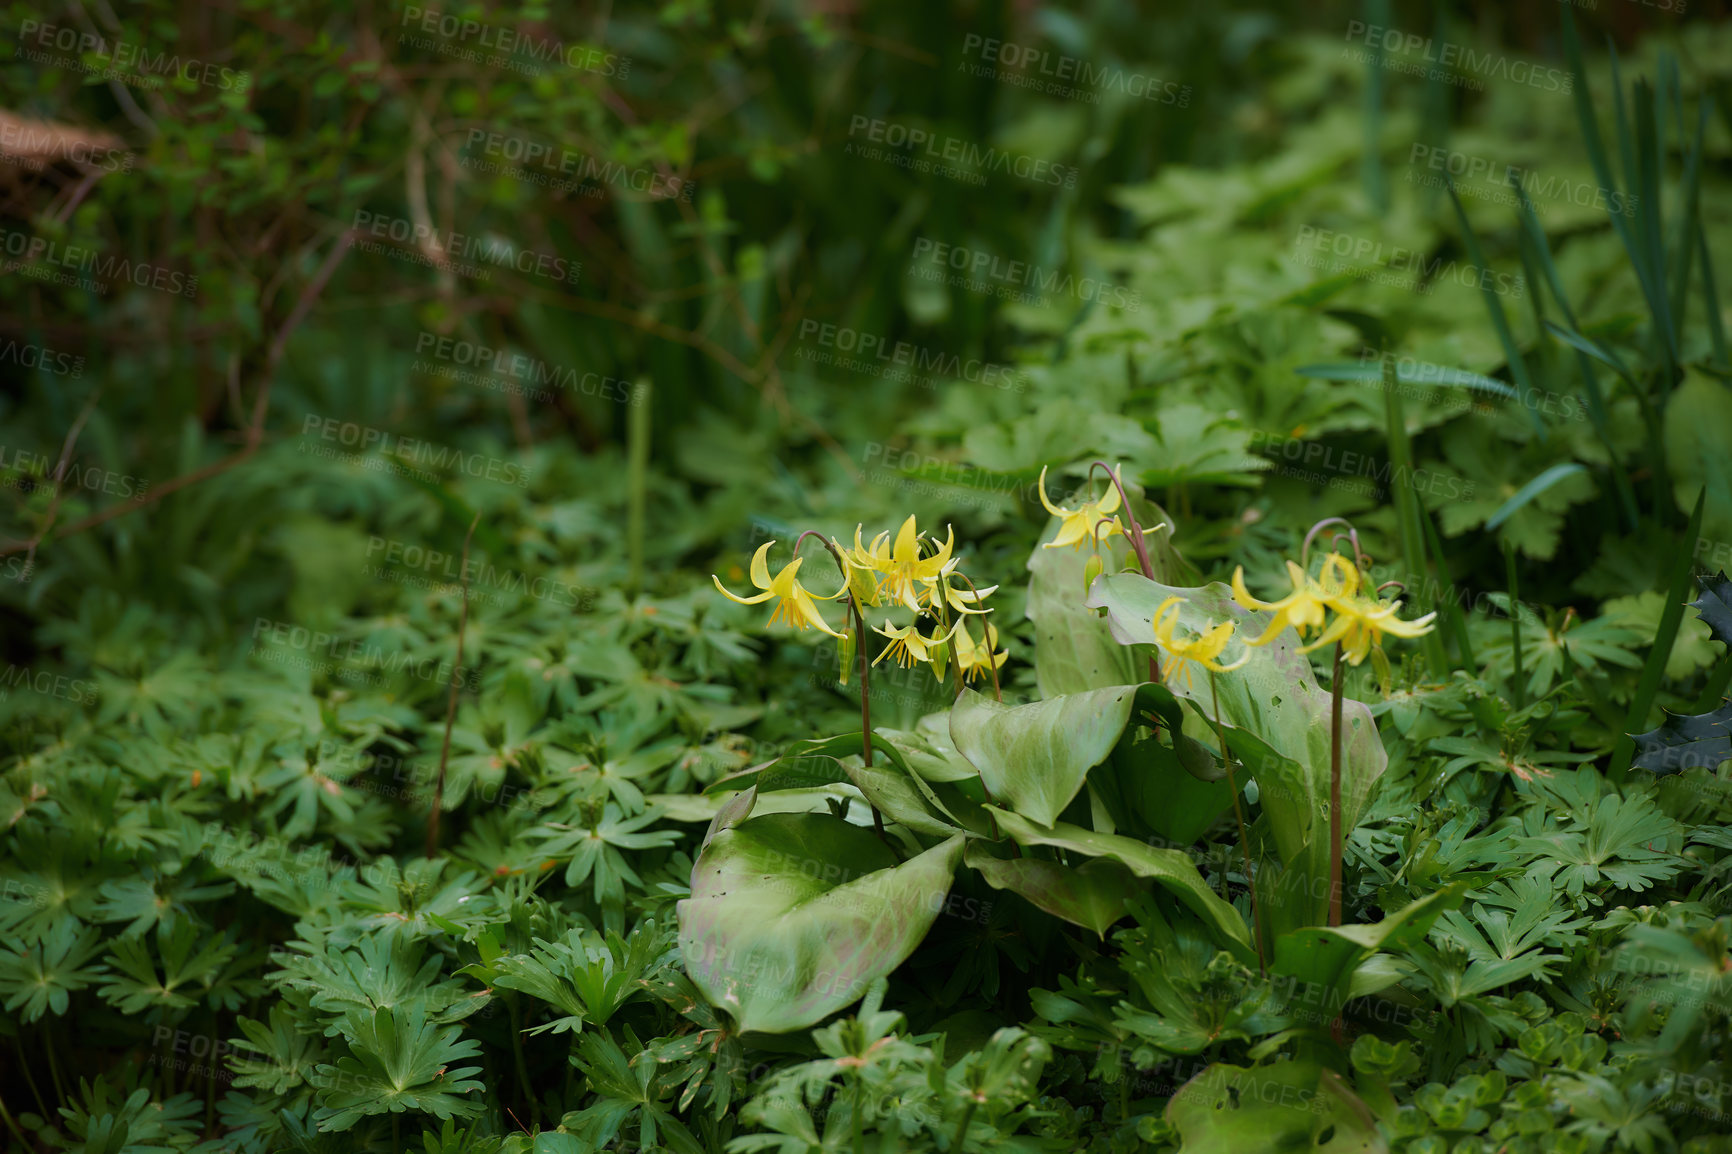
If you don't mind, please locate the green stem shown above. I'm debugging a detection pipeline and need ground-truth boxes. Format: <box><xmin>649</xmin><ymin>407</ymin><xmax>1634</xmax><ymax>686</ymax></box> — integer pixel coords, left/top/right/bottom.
<box><xmin>1505</xmin><ymin>540</ymin><xmax>1526</xmax><ymax>710</ymax></box>
<box><xmin>627</xmin><ymin>377</ymin><xmax>651</xmax><ymax>597</ymax></box>
<box><xmin>509</xmin><ymin>994</ymin><xmax>535</xmax><ymax>1125</ymax></box>
<box><xmin>1329</xmin><ymin>644</ymin><xmax>1344</xmax><ymax>929</ymax></box>
<box><xmin>952</xmin><ymin>1098</ymin><xmax>979</xmax><ymax>1152</ymax></box>
<box><xmin>852</xmin><ymin>1074</ymin><xmax>865</xmax><ymax>1154</ymax></box>
<box><xmin>799</xmin><ymin>531</ymin><xmax>886</xmax><ymax>837</ymax></box>
<box><xmin>46</xmin><ymin>1031</ymin><xmax>68</xmax><ymax>1106</ymax></box>
<box><xmin>0</xmin><ymin>1088</ymin><xmax>28</xmax><ymax>1148</ymax></box>
<box><xmin>427</xmin><ymin>510</ymin><xmax>480</xmax><ymax>860</ymax></box>
<box><xmin>16</xmin><ymin>1041</ymin><xmax>47</xmax><ymax>1120</ymax></box>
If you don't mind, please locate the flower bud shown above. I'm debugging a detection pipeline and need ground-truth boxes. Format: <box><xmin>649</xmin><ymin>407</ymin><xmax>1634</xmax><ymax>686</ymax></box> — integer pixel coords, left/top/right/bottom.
<box><xmin>1370</xmin><ymin>645</ymin><xmax>1392</xmax><ymax>699</ymax></box>
<box><xmin>1082</xmin><ymin>553</ymin><xmax>1104</xmax><ymax>598</ymax></box>
<box><xmin>838</xmin><ymin>628</ymin><xmax>855</xmax><ymax>687</ymax></box>
<box><xmin>929</xmin><ymin>636</ymin><xmax>950</xmax><ymax>683</ymax></box>
<box><xmin>837</xmin><ymin>548</ymin><xmax>879</xmax><ymax>607</ymax></box>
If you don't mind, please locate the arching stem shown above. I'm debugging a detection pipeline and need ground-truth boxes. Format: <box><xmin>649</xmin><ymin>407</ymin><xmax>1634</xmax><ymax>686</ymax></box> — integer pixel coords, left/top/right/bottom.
<box><xmin>1089</xmin><ymin>460</ymin><xmax>1158</xmax><ymax>580</ymax></box>
<box><xmin>1329</xmin><ymin>642</ymin><xmax>1345</xmax><ymax>929</ymax></box>
<box><xmin>1089</xmin><ymin>462</ymin><xmax>1168</xmax><ymax>685</ymax></box>
<box><xmin>1210</xmin><ymin>670</ymin><xmax>1265</xmax><ymax>975</ymax></box>
<box><xmin>794</xmin><ymin>531</ymin><xmax>884</xmax><ymax>838</ymax></box>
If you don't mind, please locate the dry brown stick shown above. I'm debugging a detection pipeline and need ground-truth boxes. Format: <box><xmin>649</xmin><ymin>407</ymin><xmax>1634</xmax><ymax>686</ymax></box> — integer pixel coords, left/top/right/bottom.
<box><xmin>427</xmin><ymin>510</ymin><xmax>482</xmax><ymax>859</ymax></box>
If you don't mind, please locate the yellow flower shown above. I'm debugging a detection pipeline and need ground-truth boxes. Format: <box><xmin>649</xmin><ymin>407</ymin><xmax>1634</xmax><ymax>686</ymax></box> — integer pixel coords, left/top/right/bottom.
<box><xmin>954</xmin><ymin>622</ymin><xmax>1007</xmax><ymax>683</ymax></box>
<box><xmin>846</xmin><ymin>516</ymin><xmax>956</xmax><ymax>613</ymax></box>
<box><xmin>922</xmin><ymin>568</ymin><xmax>997</xmax><ymax>617</ymax></box>
<box><xmin>712</xmin><ymin>542</ymin><xmax>847</xmax><ymax>638</ymax></box>
<box><xmin>872</xmin><ymin>619</ymin><xmax>960</xmax><ymax>670</ymax></box>
<box><xmin>1151</xmin><ymin>596</ymin><xmax>1248</xmax><ymax>690</ymax></box>
<box><xmin>1230</xmin><ymin>553</ymin><xmax>1360</xmax><ymax>646</ymax></box>
<box><xmin>1298</xmin><ymin>595</ymin><xmax>1437</xmax><ymax>667</ymax></box>
<box><xmin>1037</xmin><ymin>466</ymin><xmax>1127</xmax><ymax>550</ymax></box>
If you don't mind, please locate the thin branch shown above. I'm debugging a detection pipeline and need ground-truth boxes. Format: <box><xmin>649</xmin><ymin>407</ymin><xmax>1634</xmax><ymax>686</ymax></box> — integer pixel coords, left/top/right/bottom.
<box><xmin>427</xmin><ymin>510</ymin><xmax>482</xmax><ymax>859</ymax></box>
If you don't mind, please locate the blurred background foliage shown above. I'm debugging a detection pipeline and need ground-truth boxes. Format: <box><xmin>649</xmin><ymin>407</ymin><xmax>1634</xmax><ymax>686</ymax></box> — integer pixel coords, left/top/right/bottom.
<box><xmin>2</xmin><ymin>0</ymin><xmax>1732</xmax><ymax>1149</ymax></box>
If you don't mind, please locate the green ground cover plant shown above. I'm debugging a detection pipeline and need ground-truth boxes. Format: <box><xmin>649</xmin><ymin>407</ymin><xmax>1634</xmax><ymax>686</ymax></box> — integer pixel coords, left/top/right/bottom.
<box><xmin>2</xmin><ymin>0</ymin><xmax>1731</xmax><ymax>1151</ymax></box>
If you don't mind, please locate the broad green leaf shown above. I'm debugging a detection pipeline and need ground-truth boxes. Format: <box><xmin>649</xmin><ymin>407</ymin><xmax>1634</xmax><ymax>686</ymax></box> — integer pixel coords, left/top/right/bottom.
<box><xmin>949</xmin><ymin>686</ymin><xmax>1141</xmax><ymax>827</ymax></box>
<box><xmin>1086</xmin><ymin>573</ymin><xmax>1387</xmax><ymax>934</ymax></box>
<box><xmin>1167</xmin><ymin>1061</ymin><xmax>1386</xmax><ymax>1154</ymax></box>
<box><xmin>1272</xmin><ymin>886</ymin><xmax>1466</xmax><ymax>1021</ymax></box>
<box><xmin>985</xmin><ymin>807</ymin><xmax>1251</xmax><ymax>961</ymax></box>
<box><xmin>677</xmin><ymin>814</ymin><xmax>964</xmax><ymax>1033</ymax></box>
<box><xmin>963</xmin><ymin>842</ymin><xmax>1132</xmax><ymax>937</ymax></box>
<box><xmin>1025</xmin><ymin>530</ymin><xmax>1142</xmax><ymax>697</ymax></box>
<box><xmin>1663</xmin><ymin>370</ymin><xmax>1732</xmax><ymax>547</ymax></box>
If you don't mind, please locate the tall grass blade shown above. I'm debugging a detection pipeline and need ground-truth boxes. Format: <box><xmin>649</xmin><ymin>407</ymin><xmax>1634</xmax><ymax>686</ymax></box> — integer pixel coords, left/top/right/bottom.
<box><xmin>1445</xmin><ymin>181</ymin><xmax>1547</xmax><ymax>441</ymax></box>
<box><xmin>1383</xmin><ymin>353</ymin><xmax>1449</xmax><ymax>675</ymax></box>
<box><xmin>1510</xmin><ymin>178</ymin><xmax>1637</xmax><ymax>528</ymax></box>
<box><xmin>1486</xmin><ymin>463</ymin><xmax>1589</xmax><ymax>532</ymax></box>
<box><xmin>1608</xmin><ymin>488</ymin><xmax>1707</xmax><ymax>784</ymax></box>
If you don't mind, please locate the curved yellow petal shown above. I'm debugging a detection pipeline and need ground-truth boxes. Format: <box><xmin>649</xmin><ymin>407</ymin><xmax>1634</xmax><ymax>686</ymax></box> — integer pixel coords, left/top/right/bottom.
<box><xmin>748</xmin><ymin>541</ymin><xmax>775</xmax><ymax>590</ymax></box>
<box><xmin>1097</xmin><ymin>467</ymin><xmax>1123</xmax><ymax>514</ymax></box>
<box><xmin>792</xmin><ymin>585</ymin><xmax>846</xmax><ymax>638</ymax></box>
<box><xmin>712</xmin><ymin>574</ymin><xmax>774</xmax><ymax>605</ymax></box>
<box><xmin>1231</xmin><ymin>566</ymin><xmax>1273</xmax><ymax>611</ymax></box>
<box><xmin>892</xmin><ymin>515</ymin><xmax>920</xmax><ymax>561</ymax></box>
<box><xmin>1043</xmin><ymin>518</ymin><xmax>1088</xmax><ymax>549</ymax></box>
<box><xmin>1037</xmin><ymin>466</ymin><xmax>1068</xmax><ymax>516</ymax></box>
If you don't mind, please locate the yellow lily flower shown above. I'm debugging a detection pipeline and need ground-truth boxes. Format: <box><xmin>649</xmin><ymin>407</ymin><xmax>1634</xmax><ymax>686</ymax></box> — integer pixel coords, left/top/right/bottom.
<box><xmin>1230</xmin><ymin>553</ymin><xmax>1360</xmax><ymax>646</ymax></box>
<box><xmin>922</xmin><ymin>568</ymin><xmax>997</xmax><ymax>617</ymax></box>
<box><xmin>1151</xmin><ymin>596</ymin><xmax>1248</xmax><ymax>690</ymax></box>
<box><xmin>850</xmin><ymin>516</ymin><xmax>955</xmax><ymax>613</ymax></box>
<box><xmin>1298</xmin><ymin>595</ymin><xmax>1437</xmax><ymax>667</ymax></box>
<box><xmin>1037</xmin><ymin>466</ymin><xmax>1127</xmax><ymax>550</ymax></box>
<box><xmin>712</xmin><ymin>542</ymin><xmax>847</xmax><ymax>638</ymax></box>
<box><xmin>954</xmin><ymin>622</ymin><xmax>1008</xmax><ymax>683</ymax></box>
<box><xmin>872</xmin><ymin>619</ymin><xmax>961</xmax><ymax>669</ymax></box>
